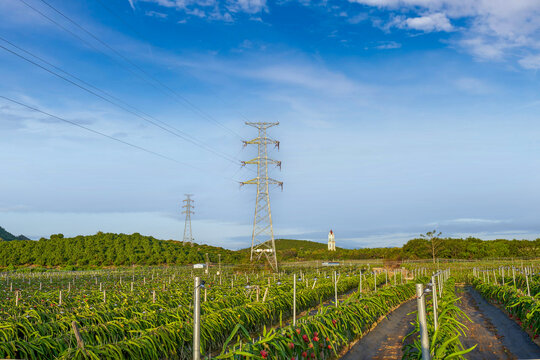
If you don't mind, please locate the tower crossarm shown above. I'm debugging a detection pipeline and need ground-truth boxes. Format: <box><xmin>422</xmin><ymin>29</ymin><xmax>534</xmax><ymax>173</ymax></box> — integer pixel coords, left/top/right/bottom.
<box><xmin>240</xmin><ymin>177</ymin><xmax>283</xmax><ymax>187</ymax></box>
<box><xmin>243</xmin><ymin>137</ymin><xmax>279</xmax><ymax>145</ymax></box>
<box><xmin>245</xmin><ymin>121</ymin><xmax>279</xmax><ymax>129</ymax></box>
<box><xmin>241</xmin><ymin>157</ymin><xmax>281</xmax><ymax>168</ymax></box>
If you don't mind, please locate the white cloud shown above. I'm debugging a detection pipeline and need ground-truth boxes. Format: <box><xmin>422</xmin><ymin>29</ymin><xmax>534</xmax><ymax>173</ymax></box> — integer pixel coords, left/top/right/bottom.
<box><xmin>145</xmin><ymin>10</ymin><xmax>168</xmax><ymax>18</ymax></box>
<box><xmin>426</xmin><ymin>218</ymin><xmax>509</xmax><ymax>229</ymax></box>
<box><xmin>186</xmin><ymin>8</ymin><xmax>206</xmax><ymax>17</ymax></box>
<box><xmin>208</xmin><ymin>9</ymin><xmax>234</xmax><ymax>21</ymax></box>
<box><xmin>127</xmin><ymin>0</ymin><xmax>136</xmax><ymax>10</ymax></box>
<box><xmin>349</xmin><ymin>0</ymin><xmax>540</xmax><ymax>66</ymax></box>
<box><xmin>459</xmin><ymin>37</ymin><xmax>506</xmax><ymax>60</ymax></box>
<box><xmin>444</xmin><ymin>218</ymin><xmax>505</xmax><ymax>225</ymax></box>
<box><xmin>450</xmin><ymin>231</ymin><xmax>540</xmax><ymax>241</ymax></box>
<box><xmin>519</xmin><ymin>54</ymin><xmax>540</xmax><ymax>70</ymax></box>
<box><xmin>241</xmin><ymin>64</ymin><xmax>359</xmax><ymax>95</ymax></box>
<box><xmin>140</xmin><ymin>0</ymin><xmax>235</xmax><ymax>21</ymax></box>
<box><xmin>139</xmin><ymin>0</ymin><xmax>265</xmax><ymax>21</ymax></box>
<box><xmin>349</xmin><ymin>0</ymin><xmax>427</xmax><ymax>5</ymax></box>
<box><xmin>340</xmin><ymin>232</ymin><xmax>419</xmax><ymax>248</ymax></box>
<box><xmin>239</xmin><ymin>39</ymin><xmax>253</xmax><ymax>48</ymax></box>
<box><xmin>375</xmin><ymin>41</ymin><xmax>401</xmax><ymax>49</ymax></box>
<box><xmin>228</xmin><ymin>0</ymin><xmax>266</xmax><ymax>14</ymax></box>
<box><xmin>0</xmin><ymin>0</ymin><xmax>60</xmax><ymax>27</ymax></box>
<box><xmin>140</xmin><ymin>0</ymin><xmax>178</xmax><ymax>7</ymax></box>
<box><xmin>453</xmin><ymin>77</ymin><xmax>493</xmax><ymax>95</ymax></box>
<box><xmin>347</xmin><ymin>13</ymin><xmax>368</xmax><ymax>24</ymax></box>
<box><xmin>405</xmin><ymin>12</ymin><xmax>453</xmax><ymax>32</ymax></box>
<box><xmin>146</xmin><ymin>47</ymin><xmax>365</xmax><ymax>95</ymax></box>
<box><xmin>0</xmin><ymin>204</ymin><xmax>32</xmax><ymax>212</ymax></box>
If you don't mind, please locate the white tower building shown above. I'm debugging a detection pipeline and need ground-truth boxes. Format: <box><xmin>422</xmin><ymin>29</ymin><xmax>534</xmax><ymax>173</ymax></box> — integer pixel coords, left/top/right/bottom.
<box><xmin>328</xmin><ymin>230</ymin><xmax>336</xmax><ymax>251</ymax></box>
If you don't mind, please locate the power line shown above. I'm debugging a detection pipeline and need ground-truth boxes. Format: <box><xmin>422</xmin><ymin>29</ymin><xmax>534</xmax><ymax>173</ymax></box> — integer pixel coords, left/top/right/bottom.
<box><xmin>16</xmin><ymin>0</ymin><xmax>191</xmax><ymax>111</ymax></box>
<box><xmin>93</xmin><ymin>0</ymin><xmax>155</xmax><ymax>50</ymax></box>
<box><xmin>93</xmin><ymin>0</ymin><xmax>255</xmax><ymax>125</ymax></box>
<box><xmin>0</xmin><ymin>95</ymin><xmax>182</xmax><ymax>165</ymax></box>
<box><xmin>13</xmin><ymin>0</ymin><xmax>253</xmax><ymax>170</ymax></box>
<box><xmin>0</xmin><ymin>39</ymin><xmax>242</xmax><ymax>166</ymax></box>
<box><xmin>0</xmin><ymin>95</ymin><xmax>241</xmax><ymax>182</ymax></box>
<box><xmin>34</xmin><ymin>0</ymin><xmax>245</xmax><ymax>141</ymax></box>
<box><xmin>0</xmin><ymin>36</ymin><xmax>154</xmax><ymax>121</ymax></box>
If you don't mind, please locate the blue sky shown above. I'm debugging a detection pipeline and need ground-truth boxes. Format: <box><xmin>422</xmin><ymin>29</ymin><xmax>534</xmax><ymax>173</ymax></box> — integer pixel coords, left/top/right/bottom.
<box><xmin>2</xmin><ymin>0</ymin><xmax>540</xmax><ymax>249</ymax></box>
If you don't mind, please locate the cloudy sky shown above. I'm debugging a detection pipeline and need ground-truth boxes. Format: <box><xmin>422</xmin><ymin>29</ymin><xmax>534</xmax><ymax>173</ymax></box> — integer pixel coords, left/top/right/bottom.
<box><xmin>2</xmin><ymin>0</ymin><xmax>540</xmax><ymax>249</ymax></box>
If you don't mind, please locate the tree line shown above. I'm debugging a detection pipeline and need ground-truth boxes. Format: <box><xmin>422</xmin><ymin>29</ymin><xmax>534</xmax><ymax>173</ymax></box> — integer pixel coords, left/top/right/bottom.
<box><xmin>275</xmin><ymin>236</ymin><xmax>540</xmax><ymax>262</ymax></box>
<box><xmin>0</xmin><ymin>232</ymin><xmax>240</xmax><ymax>269</ymax></box>
<box><xmin>1</xmin><ymin>231</ymin><xmax>540</xmax><ymax>269</ymax></box>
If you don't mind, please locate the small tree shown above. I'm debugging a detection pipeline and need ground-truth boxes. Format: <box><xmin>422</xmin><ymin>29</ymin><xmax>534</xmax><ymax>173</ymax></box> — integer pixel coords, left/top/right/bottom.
<box><xmin>420</xmin><ymin>230</ymin><xmax>442</xmax><ymax>264</ymax></box>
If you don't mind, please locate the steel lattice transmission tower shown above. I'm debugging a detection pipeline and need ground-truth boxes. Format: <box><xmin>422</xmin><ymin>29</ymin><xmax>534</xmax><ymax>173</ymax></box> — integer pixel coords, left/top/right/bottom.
<box><xmin>182</xmin><ymin>194</ymin><xmax>195</xmax><ymax>246</ymax></box>
<box><xmin>241</xmin><ymin>122</ymin><xmax>282</xmax><ymax>272</ymax></box>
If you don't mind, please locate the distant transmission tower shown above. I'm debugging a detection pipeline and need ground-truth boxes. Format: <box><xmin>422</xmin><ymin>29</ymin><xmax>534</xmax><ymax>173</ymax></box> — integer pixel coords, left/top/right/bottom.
<box><xmin>182</xmin><ymin>194</ymin><xmax>194</xmax><ymax>246</ymax></box>
<box><xmin>241</xmin><ymin>122</ymin><xmax>282</xmax><ymax>272</ymax></box>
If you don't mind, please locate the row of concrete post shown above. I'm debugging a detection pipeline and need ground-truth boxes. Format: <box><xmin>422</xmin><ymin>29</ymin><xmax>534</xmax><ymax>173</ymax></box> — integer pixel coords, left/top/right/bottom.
<box><xmin>191</xmin><ymin>269</ymin><xmax>406</xmax><ymax>359</ymax></box>
<box><xmin>191</xmin><ymin>270</ymin><xmax>344</xmax><ymax>359</ymax></box>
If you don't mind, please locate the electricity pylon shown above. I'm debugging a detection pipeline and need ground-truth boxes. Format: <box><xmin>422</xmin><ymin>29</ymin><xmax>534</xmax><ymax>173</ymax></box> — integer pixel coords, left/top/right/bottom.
<box><xmin>241</xmin><ymin>122</ymin><xmax>282</xmax><ymax>272</ymax></box>
<box><xmin>182</xmin><ymin>194</ymin><xmax>194</xmax><ymax>246</ymax></box>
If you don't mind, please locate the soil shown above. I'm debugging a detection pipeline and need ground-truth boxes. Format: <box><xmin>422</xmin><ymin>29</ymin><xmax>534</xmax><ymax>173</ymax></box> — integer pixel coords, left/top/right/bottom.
<box><xmin>457</xmin><ymin>286</ymin><xmax>540</xmax><ymax>360</ymax></box>
<box><xmin>340</xmin><ymin>286</ymin><xmax>540</xmax><ymax>360</ymax></box>
<box><xmin>340</xmin><ymin>299</ymin><xmax>416</xmax><ymax>360</ymax></box>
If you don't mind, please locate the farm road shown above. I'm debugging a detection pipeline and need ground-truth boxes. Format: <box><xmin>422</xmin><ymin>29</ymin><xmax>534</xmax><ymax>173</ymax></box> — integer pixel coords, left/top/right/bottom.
<box><xmin>340</xmin><ymin>286</ymin><xmax>540</xmax><ymax>360</ymax></box>
<box><xmin>340</xmin><ymin>299</ymin><xmax>416</xmax><ymax>360</ymax></box>
<box><xmin>457</xmin><ymin>286</ymin><xmax>540</xmax><ymax>360</ymax></box>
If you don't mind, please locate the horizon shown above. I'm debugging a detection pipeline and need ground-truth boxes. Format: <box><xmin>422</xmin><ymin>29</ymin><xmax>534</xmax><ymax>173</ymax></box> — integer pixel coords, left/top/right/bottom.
<box><xmin>3</xmin><ymin>225</ymin><xmax>540</xmax><ymax>251</ymax></box>
<box><xmin>3</xmin><ymin>1</ymin><xmax>540</xmax><ymax>249</ymax></box>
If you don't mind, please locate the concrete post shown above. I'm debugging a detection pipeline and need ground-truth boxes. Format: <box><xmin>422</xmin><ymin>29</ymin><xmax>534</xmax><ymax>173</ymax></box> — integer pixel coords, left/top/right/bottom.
<box><xmin>293</xmin><ymin>274</ymin><xmax>297</xmax><ymax>326</ymax></box>
<box><xmin>431</xmin><ymin>276</ymin><xmax>438</xmax><ymax>331</ymax></box>
<box><xmin>193</xmin><ymin>277</ymin><xmax>201</xmax><ymax>360</ymax></box>
<box><xmin>334</xmin><ymin>271</ymin><xmax>338</xmax><ymax>307</ymax></box>
<box><xmin>416</xmin><ymin>284</ymin><xmax>431</xmax><ymax>360</ymax></box>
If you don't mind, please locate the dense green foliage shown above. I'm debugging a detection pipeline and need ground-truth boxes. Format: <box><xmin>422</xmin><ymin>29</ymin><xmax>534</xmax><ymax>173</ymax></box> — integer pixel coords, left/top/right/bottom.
<box><xmin>274</xmin><ymin>237</ymin><xmax>540</xmax><ymax>262</ymax></box>
<box><xmin>2</xmin><ymin>226</ymin><xmax>540</xmax><ymax>269</ymax></box>
<box><xmin>402</xmin><ymin>237</ymin><xmax>540</xmax><ymax>259</ymax></box>
<box><xmin>271</xmin><ymin>239</ymin><xmax>402</xmax><ymax>262</ymax></box>
<box><xmin>0</xmin><ymin>267</ymin><xmax>375</xmax><ymax>359</ymax></box>
<box><xmin>473</xmin><ymin>277</ymin><xmax>540</xmax><ymax>338</ymax></box>
<box><xmin>219</xmin><ymin>278</ymin><xmax>413</xmax><ymax>359</ymax></box>
<box><xmin>0</xmin><ymin>232</ymin><xmax>240</xmax><ymax>268</ymax></box>
<box><xmin>274</xmin><ymin>239</ymin><xmax>331</xmax><ymax>251</ymax></box>
<box><xmin>0</xmin><ymin>226</ymin><xmax>29</xmax><ymax>241</ymax></box>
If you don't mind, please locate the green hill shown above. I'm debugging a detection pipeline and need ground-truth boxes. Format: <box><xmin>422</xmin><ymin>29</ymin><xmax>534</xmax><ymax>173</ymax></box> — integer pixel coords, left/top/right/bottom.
<box><xmin>0</xmin><ymin>226</ymin><xmax>29</xmax><ymax>241</ymax></box>
<box><xmin>2</xmin><ymin>230</ymin><xmax>540</xmax><ymax>270</ymax></box>
<box><xmin>240</xmin><ymin>238</ymin><xmax>339</xmax><ymax>252</ymax></box>
<box><xmin>238</xmin><ymin>239</ymin><xmax>354</xmax><ymax>262</ymax></box>
<box><xmin>0</xmin><ymin>232</ymin><xmax>239</xmax><ymax>268</ymax></box>
<box><xmin>275</xmin><ymin>238</ymin><xmax>335</xmax><ymax>251</ymax></box>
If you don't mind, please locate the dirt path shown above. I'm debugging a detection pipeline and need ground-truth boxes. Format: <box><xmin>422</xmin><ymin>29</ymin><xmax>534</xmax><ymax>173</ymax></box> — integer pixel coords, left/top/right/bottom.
<box><xmin>340</xmin><ymin>299</ymin><xmax>416</xmax><ymax>360</ymax></box>
<box><xmin>340</xmin><ymin>286</ymin><xmax>540</xmax><ymax>360</ymax></box>
<box><xmin>458</xmin><ymin>286</ymin><xmax>540</xmax><ymax>360</ymax></box>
